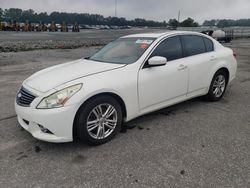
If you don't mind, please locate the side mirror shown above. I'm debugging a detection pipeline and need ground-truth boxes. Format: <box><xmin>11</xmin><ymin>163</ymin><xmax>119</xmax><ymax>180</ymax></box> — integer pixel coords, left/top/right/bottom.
<box><xmin>148</xmin><ymin>56</ymin><xmax>167</xmax><ymax>67</ymax></box>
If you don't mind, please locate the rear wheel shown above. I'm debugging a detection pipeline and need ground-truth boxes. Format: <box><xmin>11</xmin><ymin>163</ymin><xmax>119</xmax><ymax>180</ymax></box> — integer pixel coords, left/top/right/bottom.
<box><xmin>75</xmin><ymin>95</ymin><xmax>122</xmax><ymax>146</ymax></box>
<box><xmin>225</xmin><ymin>37</ymin><xmax>231</xmax><ymax>43</ymax></box>
<box><xmin>206</xmin><ymin>70</ymin><xmax>228</xmax><ymax>101</ymax></box>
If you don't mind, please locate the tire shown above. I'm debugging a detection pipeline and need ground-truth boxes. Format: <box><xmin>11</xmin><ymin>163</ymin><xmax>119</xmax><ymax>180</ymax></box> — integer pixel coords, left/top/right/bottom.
<box><xmin>75</xmin><ymin>95</ymin><xmax>123</xmax><ymax>146</ymax></box>
<box><xmin>205</xmin><ymin>70</ymin><xmax>228</xmax><ymax>101</ymax></box>
<box><xmin>225</xmin><ymin>38</ymin><xmax>231</xmax><ymax>43</ymax></box>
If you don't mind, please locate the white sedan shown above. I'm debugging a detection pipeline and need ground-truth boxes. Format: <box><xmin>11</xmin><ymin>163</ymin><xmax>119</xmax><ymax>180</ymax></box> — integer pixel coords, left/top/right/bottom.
<box><xmin>15</xmin><ymin>31</ymin><xmax>237</xmax><ymax>145</ymax></box>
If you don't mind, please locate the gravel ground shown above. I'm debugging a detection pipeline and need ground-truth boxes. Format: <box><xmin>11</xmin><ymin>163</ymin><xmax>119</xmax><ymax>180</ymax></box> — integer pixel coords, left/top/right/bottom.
<box><xmin>0</xmin><ymin>29</ymin><xmax>162</xmax><ymax>52</ymax></box>
<box><xmin>0</xmin><ymin>37</ymin><xmax>250</xmax><ymax>187</ymax></box>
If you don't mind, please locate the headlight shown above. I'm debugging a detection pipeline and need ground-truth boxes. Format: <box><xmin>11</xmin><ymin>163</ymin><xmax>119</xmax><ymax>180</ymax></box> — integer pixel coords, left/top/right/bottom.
<box><xmin>37</xmin><ymin>84</ymin><xmax>82</xmax><ymax>109</ymax></box>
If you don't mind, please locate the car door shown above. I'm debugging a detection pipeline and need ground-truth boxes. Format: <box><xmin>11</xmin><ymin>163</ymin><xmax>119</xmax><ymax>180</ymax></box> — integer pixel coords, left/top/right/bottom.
<box><xmin>181</xmin><ymin>35</ymin><xmax>215</xmax><ymax>94</ymax></box>
<box><xmin>138</xmin><ymin>36</ymin><xmax>188</xmax><ymax>110</ymax></box>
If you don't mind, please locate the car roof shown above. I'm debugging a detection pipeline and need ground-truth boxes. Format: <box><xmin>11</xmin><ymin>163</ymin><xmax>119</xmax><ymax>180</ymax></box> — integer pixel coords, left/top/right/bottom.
<box><xmin>121</xmin><ymin>31</ymin><xmax>207</xmax><ymax>39</ymax></box>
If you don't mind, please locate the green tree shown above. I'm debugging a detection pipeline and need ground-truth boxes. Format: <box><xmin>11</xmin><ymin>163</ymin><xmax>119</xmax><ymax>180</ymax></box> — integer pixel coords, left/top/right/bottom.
<box><xmin>21</xmin><ymin>9</ymin><xmax>35</xmax><ymax>22</ymax></box>
<box><xmin>203</xmin><ymin>19</ymin><xmax>217</xmax><ymax>27</ymax></box>
<box><xmin>180</xmin><ymin>18</ymin><xmax>199</xmax><ymax>27</ymax></box>
<box><xmin>4</xmin><ymin>8</ymin><xmax>22</xmax><ymax>22</ymax></box>
<box><xmin>203</xmin><ymin>19</ymin><xmax>250</xmax><ymax>27</ymax></box>
<box><xmin>0</xmin><ymin>8</ymin><xmax>186</xmax><ymax>27</ymax></box>
<box><xmin>37</xmin><ymin>12</ymin><xmax>49</xmax><ymax>23</ymax></box>
<box><xmin>217</xmin><ymin>19</ymin><xmax>229</xmax><ymax>28</ymax></box>
<box><xmin>168</xmin><ymin>19</ymin><xmax>179</xmax><ymax>29</ymax></box>
<box><xmin>0</xmin><ymin>8</ymin><xmax>3</xmax><ymax>19</ymax></box>
<box><xmin>163</xmin><ymin>20</ymin><xmax>167</xmax><ymax>27</ymax></box>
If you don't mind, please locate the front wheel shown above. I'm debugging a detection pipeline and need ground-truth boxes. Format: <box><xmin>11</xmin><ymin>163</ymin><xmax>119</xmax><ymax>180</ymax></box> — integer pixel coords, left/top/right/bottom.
<box><xmin>205</xmin><ymin>70</ymin><xmax>228</xmax><ymax>101</ymax></box>
<box><xmin>75</xmin><ymin>96</ymin><xmax>123</xmax><ymax>145</ymax></box>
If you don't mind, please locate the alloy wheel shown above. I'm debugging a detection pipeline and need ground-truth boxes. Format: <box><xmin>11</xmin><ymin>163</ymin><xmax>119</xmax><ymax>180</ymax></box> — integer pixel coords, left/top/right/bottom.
<box><xmin>86</xmin><ymin>104</ymin><xmax>118</xmax><ymax>140</ymax></box>
<box><xmin>212</xmin><ymin>75</ymin><xmax>226</xmax><ymax>98</ymax></box>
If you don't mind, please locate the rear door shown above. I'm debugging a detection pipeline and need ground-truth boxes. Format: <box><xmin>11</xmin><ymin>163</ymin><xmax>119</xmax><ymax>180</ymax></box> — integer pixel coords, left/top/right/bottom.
<box><xmin>181</xmin><ymin>35</ymin><xmax>215</xmax><ymax>93</ymax></box>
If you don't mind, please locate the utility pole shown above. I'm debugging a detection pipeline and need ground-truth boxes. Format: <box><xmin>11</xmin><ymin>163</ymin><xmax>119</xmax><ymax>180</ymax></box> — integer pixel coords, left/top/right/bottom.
<box><xmin>178</xmin><ymin>10</ymin><xmax>180</xmax><ymax>23</ymax></box>
<box><xmin>115</xmin><ymin>0</ymin><xmax>117</xmax><ymax>17</ymax></box>
<box><xmin>177</xmin><ymin>10</ymin><xmax>180</xmax><ymax>28</ymax></box>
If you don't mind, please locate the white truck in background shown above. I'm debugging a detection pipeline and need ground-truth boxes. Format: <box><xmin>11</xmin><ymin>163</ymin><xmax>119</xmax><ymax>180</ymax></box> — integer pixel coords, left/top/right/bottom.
<box><xmin>202</xmin><ymin>29</ymin><xmax>233</xmax><ymax>43</ymax></box>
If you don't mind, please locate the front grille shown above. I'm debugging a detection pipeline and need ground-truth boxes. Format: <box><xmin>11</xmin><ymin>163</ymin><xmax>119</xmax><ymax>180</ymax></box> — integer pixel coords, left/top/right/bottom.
<box><xmin>16</xmin><ymin>87</ymin><xmax>37</xmax><ymax>107</ymax></box>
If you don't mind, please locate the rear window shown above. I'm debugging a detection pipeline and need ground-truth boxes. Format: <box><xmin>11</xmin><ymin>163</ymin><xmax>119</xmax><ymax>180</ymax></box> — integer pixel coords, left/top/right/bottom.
<box><xmin>203</xmin><ymin>37</ymin><xmax>214</xmax><ymax>52</ymax></box>
<box><xmin>182</xmin><ymin>35</ymin><xmax>206</xmax><ymax>56</ymax></box>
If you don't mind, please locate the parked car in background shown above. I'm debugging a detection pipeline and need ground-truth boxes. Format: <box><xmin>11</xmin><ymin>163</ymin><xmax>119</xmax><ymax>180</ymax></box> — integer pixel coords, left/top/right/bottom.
<box><xmin>15</xmin><ymin>31</ymin><xmax>237</xmax><ymax>145</ymax></box>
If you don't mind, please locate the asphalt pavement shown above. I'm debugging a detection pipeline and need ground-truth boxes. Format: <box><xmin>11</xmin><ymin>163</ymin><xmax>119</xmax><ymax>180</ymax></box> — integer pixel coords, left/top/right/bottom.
<box><xmin>0</xmin><ymin>38</ymin><xmax>250</xmax><ymax>187</ymax></box>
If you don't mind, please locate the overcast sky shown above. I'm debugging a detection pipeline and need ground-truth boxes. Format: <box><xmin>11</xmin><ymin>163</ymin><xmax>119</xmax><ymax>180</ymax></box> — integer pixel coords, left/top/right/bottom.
<box><xmin>1</xmin><ymin>0</ymin><xmax>250</xmax><ymax>23</ymax></box>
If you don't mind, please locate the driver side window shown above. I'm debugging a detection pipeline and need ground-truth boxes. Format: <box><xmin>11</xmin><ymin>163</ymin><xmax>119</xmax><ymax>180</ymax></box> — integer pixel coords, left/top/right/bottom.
<box><xmin>150</xmin><ymin>36</ymin><xmax>183</xmax><ymax>61</ymax></box>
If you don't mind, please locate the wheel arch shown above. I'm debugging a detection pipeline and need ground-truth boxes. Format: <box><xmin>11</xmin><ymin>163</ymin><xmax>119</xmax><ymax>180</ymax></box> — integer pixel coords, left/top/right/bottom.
<box><xmin>73</xmin><ymin>92</ymin><xmax>127</xmax><ymax>140</ymax></box>
<box><xmin>205</xmin><ymin>67</ymin><xmax>230</xmax><ymax>101</ymax></box>
<box><xmin>209</xmin><ymin>66</ymin><xmax>230</xmax><ymax>85</ymax></box>
<box><xmin>206</xmin><ymin>66</ymin><xmax>230</xmax><ymax>94</ymax></box>
<box><xmin>216</xmin><ymin>67</ymin><xmax>230</xmax><ymax>83</ymax></box>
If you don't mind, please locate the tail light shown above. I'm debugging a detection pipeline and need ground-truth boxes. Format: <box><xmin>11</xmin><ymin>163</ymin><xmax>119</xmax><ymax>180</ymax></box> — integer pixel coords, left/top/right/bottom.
<box><xmin>233</xmin><ymin>51</ymin><xmax>237</xmax><ymax>59</ymax></box>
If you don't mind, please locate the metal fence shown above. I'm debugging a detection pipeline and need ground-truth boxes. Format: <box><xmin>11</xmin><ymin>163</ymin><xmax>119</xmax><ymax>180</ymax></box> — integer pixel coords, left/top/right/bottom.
<box><xmin>177</xmin><ymin>27</ymin><xmax>250</xmax><ymax>38</ymax></box>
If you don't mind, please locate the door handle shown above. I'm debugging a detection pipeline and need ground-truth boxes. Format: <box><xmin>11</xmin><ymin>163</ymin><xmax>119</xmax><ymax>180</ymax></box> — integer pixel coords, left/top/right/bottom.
<box><xmin>178</xmin><ymin>64</ymin><xmax>187</xmax><ymax>71</ymax></box>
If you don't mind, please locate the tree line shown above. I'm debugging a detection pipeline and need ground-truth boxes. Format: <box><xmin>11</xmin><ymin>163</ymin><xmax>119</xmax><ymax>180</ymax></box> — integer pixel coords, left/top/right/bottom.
<box><xmin>168</xmin><ymin>18</ymin><xmax>199</xmax><ymax>28</ymax></box>
<box><xmin>203</xmin><ymin>19</ymin><xmax>250</xmax><ymax>27</ymax></box>
<box><xmin>0</xmin><ymin>8</ymin><xmax>167</xmax><ymax>27</ymax></box>
<box><xmin>0</xmin><ymin>8</ymin><xmax>201</xmax><ymax>28</ymax></box>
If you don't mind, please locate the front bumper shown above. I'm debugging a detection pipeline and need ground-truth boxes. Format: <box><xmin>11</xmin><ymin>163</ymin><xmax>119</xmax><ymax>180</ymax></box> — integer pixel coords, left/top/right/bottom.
<box><xmin>15</xmin><ymin>102</ymin><xmax>79</xmax><ymax>143</ymax></box>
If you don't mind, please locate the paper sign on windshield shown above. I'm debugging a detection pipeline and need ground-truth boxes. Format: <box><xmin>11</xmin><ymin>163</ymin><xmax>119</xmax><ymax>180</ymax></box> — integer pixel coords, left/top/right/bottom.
<box><xmin>135</xmin><ymin>39</ymin><xmax>153</xmax><ymax>44</ymax></box>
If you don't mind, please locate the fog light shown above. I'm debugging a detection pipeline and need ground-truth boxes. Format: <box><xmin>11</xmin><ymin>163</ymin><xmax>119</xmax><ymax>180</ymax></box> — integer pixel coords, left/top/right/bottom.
<box><xmin>38</xmin><ymin>124</ymin><xmax>53</xmax><ymax>134</ymax></box>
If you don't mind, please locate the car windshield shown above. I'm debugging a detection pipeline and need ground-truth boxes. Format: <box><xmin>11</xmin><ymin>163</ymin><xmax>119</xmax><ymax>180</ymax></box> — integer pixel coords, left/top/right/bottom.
<box><xmin>89</xmin><ymin>37</ymin><xmax>155</xmax><ymax>64</ymax></box>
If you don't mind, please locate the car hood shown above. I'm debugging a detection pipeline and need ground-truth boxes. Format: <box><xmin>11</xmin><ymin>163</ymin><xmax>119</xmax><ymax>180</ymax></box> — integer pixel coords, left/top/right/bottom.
<box><xmin>24</xmin><ymin>59</ymin><xmax>125</xmax><ymax>93</ymax></box>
